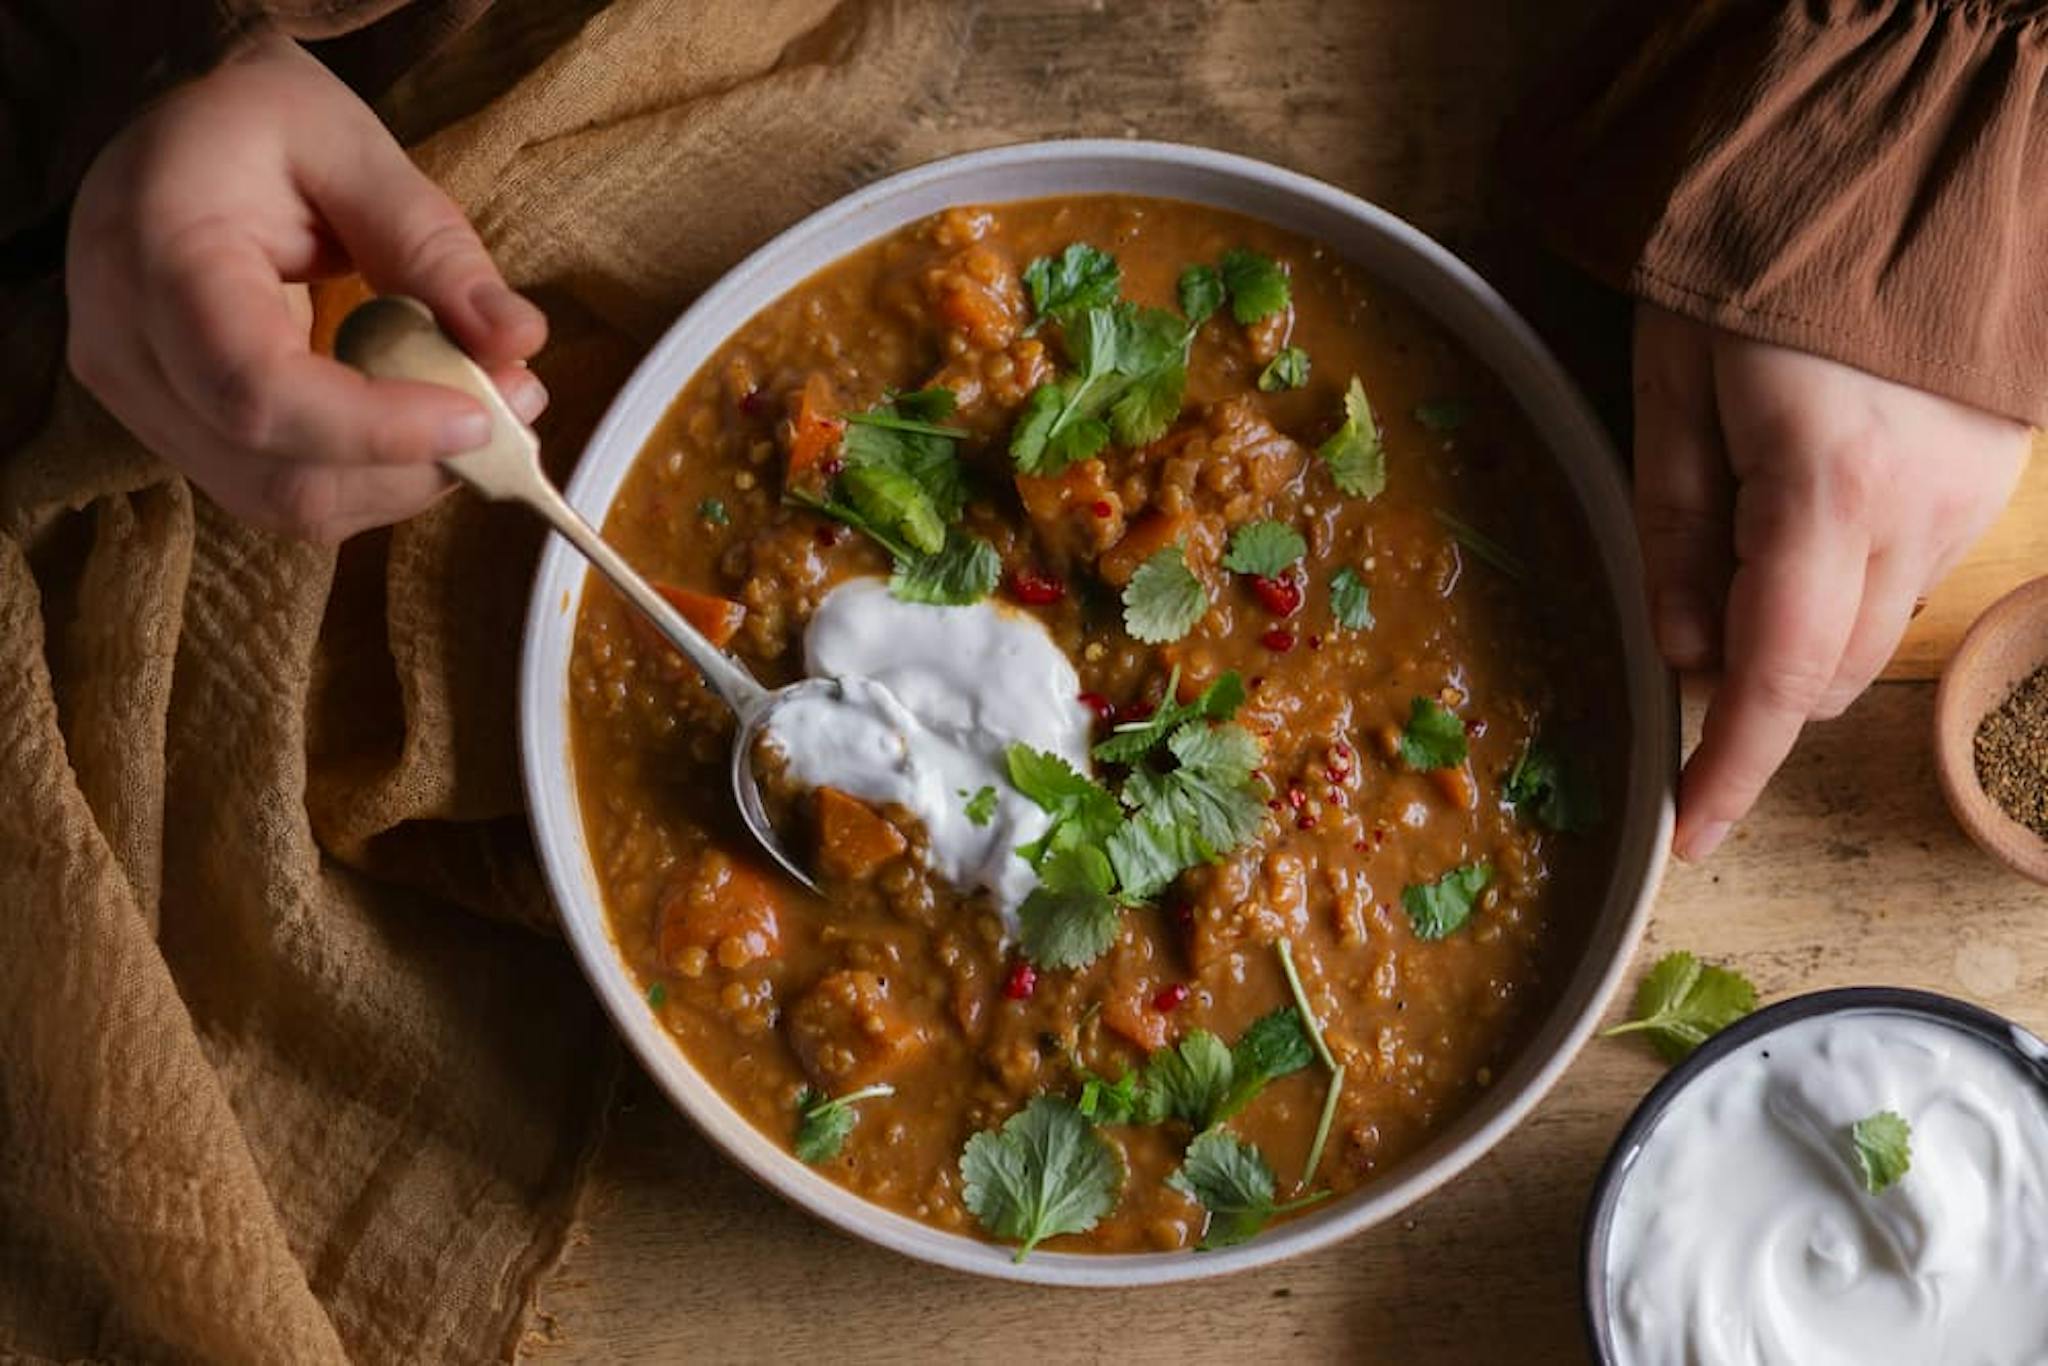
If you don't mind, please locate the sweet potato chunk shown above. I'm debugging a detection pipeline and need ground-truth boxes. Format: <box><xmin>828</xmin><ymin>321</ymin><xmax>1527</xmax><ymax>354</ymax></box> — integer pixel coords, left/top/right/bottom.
<box><xmin>656</xmin><ymin>849</ymin><xmax>784</xmax><ymax>971</ymax></box>
<box><xmin>653</xmin><ymin>583</ymin><xmax>746</xmax><ymax>650</ymax></box>
<box><xmin>787</xmin><ymin>969</ymin><xmax>930</xmax><ymax>1088</ymax></box>
<box><xmin>1097</xmin><ymin>508</ymin><xmax>1194</xmax><ymax>588</ymax></box>
<box><xmin>814</xmin><ymin>787</ymin><xmax>908</xmax><ymax>881</ymax></box>
<box><xmin>785</xmin><ymin>373</ymin><xmax>844</xmax><ymax>478</ymax></box>
<box><xmin>1014</xmin><ymin>459</ymin><xmax>1125</xmax><ymax>562</ymax></box>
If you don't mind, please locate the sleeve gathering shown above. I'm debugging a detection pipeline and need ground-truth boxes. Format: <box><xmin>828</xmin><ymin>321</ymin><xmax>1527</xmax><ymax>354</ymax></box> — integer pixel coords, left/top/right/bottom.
<box><xmin>1518</xmin><ymin>0</ymin><xmax>2048</xmax><ymax>426</ymax></box>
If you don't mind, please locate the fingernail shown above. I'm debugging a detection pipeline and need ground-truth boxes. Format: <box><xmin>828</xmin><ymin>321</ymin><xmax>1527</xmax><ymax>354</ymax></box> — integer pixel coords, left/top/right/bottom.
<box><xmin>1677</xmin><ymin>819</ymin><xmax>1732</xmax><ymax>862</ymax></box>
<box><xmin>1655</xmin><ymin>591</ymin><xmax>1715</xmax><ymax>669</ymax></box>
<box><xmin>504</xmin><ymin>369</ymin><xmax>549</xmax><ymax>424</ymax></box>
<box><xmin>472</xmin><ymin>283</ymin><xmax>544</xmax><ymax>337</ymax></box>
<box><xmin>439</xmin><ymin>407</ymin><xmax>492</xmax><ymax>454</ymax></box>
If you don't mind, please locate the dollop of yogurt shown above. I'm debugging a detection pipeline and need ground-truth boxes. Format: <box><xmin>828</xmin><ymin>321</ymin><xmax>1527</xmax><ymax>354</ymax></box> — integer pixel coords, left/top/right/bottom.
<box><xmin>1608</xmin><ymin>1010</ymin><xmax>2048</xmax><ymax>1365</ymax></box>
<box><xmin>760</xmin><ymin>577</ymin><xmax>1093</xmax><ymax>925</ymax></box>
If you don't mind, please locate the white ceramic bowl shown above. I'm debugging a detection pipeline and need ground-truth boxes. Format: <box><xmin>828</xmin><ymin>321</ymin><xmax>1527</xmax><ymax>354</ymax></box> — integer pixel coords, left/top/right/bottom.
<box><xmin>520</xmin><ymin>139</ymin><xmax>1676</xmax><ymax>1286</ymax></box>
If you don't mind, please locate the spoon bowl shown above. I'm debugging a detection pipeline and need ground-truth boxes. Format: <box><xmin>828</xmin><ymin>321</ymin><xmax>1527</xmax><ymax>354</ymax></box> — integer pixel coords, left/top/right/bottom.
<box><xmin>333</xmin><ymin>295</ymin><xmax>820</xmax><ymax>893</ymax></box>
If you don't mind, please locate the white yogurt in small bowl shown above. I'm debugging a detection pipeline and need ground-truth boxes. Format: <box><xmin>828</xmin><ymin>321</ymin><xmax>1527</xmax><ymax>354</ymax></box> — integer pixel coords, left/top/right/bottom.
<box><xmin>1584</xmin><ymin>988</ymin><xmax>2048</xmax><ymax>1365</ymax></box>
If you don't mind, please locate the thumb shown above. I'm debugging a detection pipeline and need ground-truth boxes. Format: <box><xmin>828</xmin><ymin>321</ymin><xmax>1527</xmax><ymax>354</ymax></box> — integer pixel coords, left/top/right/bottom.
<box><xmin>298</xmin><ymin>110</ymin><xmax>546</xmax><ymax>367</ymax></box>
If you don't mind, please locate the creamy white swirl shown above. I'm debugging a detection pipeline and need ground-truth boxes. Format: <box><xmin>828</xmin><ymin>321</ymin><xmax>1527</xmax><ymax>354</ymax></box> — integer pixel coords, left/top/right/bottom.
<box><xmin>1608</xmin><ymin>1010</ymin><xmax>2048</xmax><ymax>1365</ymax></box>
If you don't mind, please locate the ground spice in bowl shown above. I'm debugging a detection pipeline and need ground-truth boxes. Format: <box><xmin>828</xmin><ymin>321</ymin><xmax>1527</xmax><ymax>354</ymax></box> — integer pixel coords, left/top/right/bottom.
<box><xmin>1974</xmin><ymin>663</ymin><xmax>2048</xmax><ymax>840</ymax></box>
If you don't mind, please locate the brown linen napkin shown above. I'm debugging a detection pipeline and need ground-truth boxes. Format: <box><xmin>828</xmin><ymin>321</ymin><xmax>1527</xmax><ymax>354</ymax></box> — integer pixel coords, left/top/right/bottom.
<box><xmin>0</xmin><ymin>1</ymin><xmax>969</xmax><ymax>1360</ymax></box>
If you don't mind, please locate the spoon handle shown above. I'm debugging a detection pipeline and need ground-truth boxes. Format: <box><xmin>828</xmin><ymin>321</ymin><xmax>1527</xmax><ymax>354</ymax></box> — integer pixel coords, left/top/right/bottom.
<box><xmin>333</xmin><ymin>295</ymin><xmax>768</xmax><ymax>717</ymax></box>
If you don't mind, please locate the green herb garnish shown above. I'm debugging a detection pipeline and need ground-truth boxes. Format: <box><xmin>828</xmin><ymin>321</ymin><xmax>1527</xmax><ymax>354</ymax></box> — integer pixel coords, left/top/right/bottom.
<box><xmin>1398</xmin><ymin>696</ymin><xmax>1468</xmax><ymax>771</ymax></box>
<box><xmin>964</xmin><ymin>785</ymin><xmax>999</xmax><ymax>827</ymax></box>
<box><xmin>1121</xmin><ymin>544</ymin><xmax>1209</xmax><ymax>643</ymax></box>
<box><xmin>1139</xmin><ymin>1009</ymin><xmax>1316</xmax><ymax>1132</ymax></box>
<box><xmin>646</xmin><ymin>981</ymin><xmax>667</xmax><ymax>1008</ymax></box>
<box><xmin>1218</xmin><ymin>248</ymin><xmax>1291</xmax><ymax>324</ymax></box>
<box><xmin>794</xmin><ymin>1083</ymin><xmax>895</xmax><ymax>1164</ymax></box>
<box><xmin>1414</xmin><ymin>397</ymin><xmax>1470</xmax><ymax>433</ymax></box>
<box><xmin>1092</xmin><ymin>666</ymin><xmax>1245</xmax><ymax>766</ymax></box>
<box><xmin>1221</xmin><ymin>520</ymin><xmax>1306</xmax><ymax>578</ymax></box>
<box><xmin>1006</xmin><ymin>745</ymin><xmax>1122</xmax><ymax>868</ymax></box>
<box><xmin>1178</xmin><ymin>264</ymin><xmax>1225</xmax><ymax>328</ymax></box>
<box><xmin>960</xmin><ymin>1096</ymin><xmax>1122</xmax><ymax>1261</ymax></box>
<box><xmin>1023</xmin><ymin>243</ymin><xmax>1121</xmax><ymax>326</ymax></box>
<box><xmin>1851</xmin><ymin>1111</ymin><xmax>1912</xmax><ymax>1194</ymax></box>
<box><xmin>696</xmin><ymin>498</ymin><xmax>729</xmax><ymax>526</ymax></box>
<box><xmin>1017</xmin><ymin>846</ymin><xmax>1120</xmax><ymax>969</ymax></box>
<box><xmin>887</xmin><ymin>529</ymin><xmax>1000</xmax><ymax>605</ymax></box>
<box><xmin>1277</xmin><ymin>938</ymin><xmax>1346</xmax><ymax>1189</ymax></box>
<box><xmin>1434</xmin><ymin>509</ymin><xmax>1526</xmax><ymax>581</ymax></box>
<box><xmin>1329</xmin><ymin>567</ymin><xmax>1373</xmax><ymax>630</ymax></box>
<box><xmin>1257</xmin><ymin>346</ymin><xmax>1310</xmax><ymax>392</ymax></box>
<box><xmin>1401</xmin><ymin>862</ymin><xmax>1491</xmax><ymax>941</ymax></box>
<box><xmin>1011</xmin><ymin>303</ymin><xmax>1192</xmax><ymax>474</ymax></box>
<box><xmin>1107</xmin><ymin>722</ymin><xmax>1266</xmax><ymax>899</ymax></box>
<box><xmin>1168</xmin><ymin>1130</ymin><xmax>1330</xmax><ymax>1250</ymax></box>
<box><xmin>1602</xmin><ymin>951</ymin><xmax>1758</xmax><ymax>1062</ymax></box>
<box><xmin>1504</xmin><ymin>740</ymin><xmax>1600</xmax><ymax>833</ymax></box>
<box><xmin>1317</xmin><ymin>377</ymin><xmax>1386</xmax><ymax>498</ymax></box>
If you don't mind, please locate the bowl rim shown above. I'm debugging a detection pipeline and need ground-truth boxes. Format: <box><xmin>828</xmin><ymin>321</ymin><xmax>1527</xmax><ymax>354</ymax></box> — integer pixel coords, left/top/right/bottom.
<box><xmin>518</xmin><ymin>136</ymin><xmax>1677</xmax><ymax>1286</ymax></box>
<box><xmin>1933</xmin><ymin>573</ymin><xmax>2048</xmax><ymax>885</ymax></box>
<box><xmin>1578</xmin><ymin>985</ymin><xmax>2048</xmax><ymax>1361</ymax></box>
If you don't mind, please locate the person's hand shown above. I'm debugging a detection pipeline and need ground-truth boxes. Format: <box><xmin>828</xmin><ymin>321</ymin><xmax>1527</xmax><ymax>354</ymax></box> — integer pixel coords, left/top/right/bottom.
<box><xmin>66</xmin><ymin>32</ymin><xmax>548</xmax><ymax>544</ymax></box>
<box><xmin>1633</xmin><ymin>304</ymin><xmax>2028</xmax><ymax>860</ymax></box>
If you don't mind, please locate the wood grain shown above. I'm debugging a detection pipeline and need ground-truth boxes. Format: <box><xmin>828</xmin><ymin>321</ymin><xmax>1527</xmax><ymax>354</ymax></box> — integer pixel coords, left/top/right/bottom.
<box><xmin>363</xmin><ymin>1</ymin><xmax>2048</xmax><ymax>1359</ymax></box>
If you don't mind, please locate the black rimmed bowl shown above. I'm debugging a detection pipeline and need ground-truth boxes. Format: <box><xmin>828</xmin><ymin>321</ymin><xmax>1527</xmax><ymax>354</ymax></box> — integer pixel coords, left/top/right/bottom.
<box><xmin>1580</xmin><ymin>986</ymin><xmax>2048</xmax><ymax>1362</ymax></box>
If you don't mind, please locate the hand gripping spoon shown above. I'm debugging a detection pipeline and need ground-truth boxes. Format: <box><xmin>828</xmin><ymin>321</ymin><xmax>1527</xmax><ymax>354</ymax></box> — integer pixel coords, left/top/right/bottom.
<box><xmin>334</xmin><ymin>295</ymin><xmax>823</xmax><ymax>892</ymax></box>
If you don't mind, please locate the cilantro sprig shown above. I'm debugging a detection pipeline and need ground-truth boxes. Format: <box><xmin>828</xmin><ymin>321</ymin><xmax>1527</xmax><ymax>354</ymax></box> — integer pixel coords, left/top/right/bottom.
<box><xmin>1023</xmin><ymin>243</ymin><xmax>1121</xmax><ymax>326</ymax></box>
<box><xmin>1851</xmin><ymin>1110</ymin><xmax>1912</xmax><ymax>1194</ymax></box>
<box><xmin>1277</xmin><ymin>938</ymin><xmax>1345</xmax><ymax>1189</ymax></box>
<box><xmin>1108</xmin><ymin>722</ymin><xmax>1266</xmax><ymax>899</ymax></box>
<box><xmin>1178</xmin><ymin>265</ymin><xmax>1225</xmax><ymax>328</ymax></box>
<box><xmin>1401</xmin><ymin>862</ymin><xmax>1491</xmax><ymax>941</ymax></box>
<box><xmin>1257</xmin><ymin>346</ymin><xmax>1310</xmax><ymax>392</ymax></box>
<box><xmin>1217</xmin><ymin>248</ymin><xmax>1292</xmax><ymax>324</ymax></box>
<box><xmin>960</xmin><ymin>1096</ymin><xmax>1122</xmax><ymax>1261</ymax></box>
<box><xmin>1601</xmin><ymin>950</ymin><xmax>1758</xmax><ymax>1062</ymax></box>
<box><xmin>1398</xmin><ymin>696</ymin><xmax>1468</xmax><ymax>771</ymax></box>
<box><xmin>788</xmin><ymin>387</ymin><xmax>998</xmax><ymax>605</ymax></box>
<box><xmin>1011</xmin><ymin>302</ymin><xmax>1193</xmax><ymax>475</ymax></box>
<box><xmin>1504</xmin><ymin>740</ymin><xmax>1600</xmax><ymax>833</ymax></box>
<box><xmin>1318</xmin><ymin>377</ymin><xmax>1386</xmax><ymax>498</ymax></box>
<box><xmin>1329</xmin><ymin>567</ymin><xmax>1373</xmax><ymax>630</ymax></box>
<box><xmin>1169</xmin><ymin>1131</ymin><xmax>1329</xmax><ymax>1250</ymax></box>
<box><xmin>793</xmin><ymin>1083</ymin><xmax>895</xmax><ymax>1164</ymax></box>
<box><xmin>1221</xmin><ymin>520</ymin><xmax>1306</xmax><ymax>578</ymax></box>
<box><xmin>1122</xmin><ymin>544</ymin><xmax>1209</xmax><ymax>643</ymax></box>
<box><xmin>1092</xmin><ymin>667</ymin><xmax>1245</xmax><ymax>765</ymax></box>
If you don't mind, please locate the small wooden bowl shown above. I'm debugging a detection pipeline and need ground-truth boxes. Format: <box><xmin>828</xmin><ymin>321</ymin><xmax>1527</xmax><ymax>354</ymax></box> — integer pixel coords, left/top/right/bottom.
<box><xmin>1934</xmin><ymin>575</ymin><xmax>2048</xmax><ymax>885</ymax></box>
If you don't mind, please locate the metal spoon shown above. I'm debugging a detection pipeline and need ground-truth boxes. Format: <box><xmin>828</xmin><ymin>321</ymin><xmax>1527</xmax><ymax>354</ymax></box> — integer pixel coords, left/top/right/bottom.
<box><xmin>334</xmin><ymin>295</ymin><xmax>823</xmax><ymax>892</ymax></box>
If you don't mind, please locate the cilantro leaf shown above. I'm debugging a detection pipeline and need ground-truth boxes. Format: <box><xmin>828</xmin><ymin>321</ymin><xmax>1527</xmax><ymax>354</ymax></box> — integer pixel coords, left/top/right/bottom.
<box><xmin>1178</xmin><ymin>265</ymin><xmax>1225</xmax><ymax>328</ymax></box>
<box><xmin>793</xmin><ymin>1083</ymin><xmax>894</xmax><ymax>1164</ymax></box>
<box><xmin>1168</xmin><ymin>1130</ymin><xmax>1328</xmax><ymax>1250</ymax></box>
<box><xmin>1401</xmin><ymin>862</ymin><xmax>1491</xmax><ymax>941</ymax></box>
<box><xmin>1024</xmin><ymin>243</ymin><xmax>1121</xmax><ymax>325</ymax></box>
<box><xmin>1221</xmin><ymin>520</ymin><xmax>1307</xmax><ymax>578</ymax></box>
<box><xmin>646</xmin><ymin>981</ymin><xmax>667</xmax><ymax>1008</ymax></box>
<box><xmin>960</xmin><ymin>1096</ymin><xmax>1122</xmax><ymax>1260</ymax></box>
<box><xmin>1010</xmin><ymin>304</ymin><xmax>1191</xmax><ymax>472</ymax></box>
<box><xmin>888</xmin><ymin>529</ymin><xmax>1000</xmax><ymax>606</ymax></box>
<box><xmin>1414</xmin><ymin>397</ymin><xmax>1470</xmax><ymax>433</ymax></box>
<box><xmin>1144</xmin><ymin>1031</ymin><xmax>1236</xmax><ymax>1129</ymax></box>
<box><xmin>1504</xmin><ymin>740</ymin><xmax>1600</xmax><ymax>833</ymax></box>
<box><xmin>1434</xmin><ymin>510</ymin><xmax>1527</xmax><ymax>581</ymax></box>
<box><xmin>964</xmin><ymin>785</ymin><xmax>998</xmax><ymax>827</ymax></box>
<box><xmin>1218</xmin><ymin>248</ymin><xmax>1291</xmax><ymax>324</ymax></box>
<box><xmin>1602</xmin><ymin>951</ymin><xmax>1758</xmax><ymax>1063</ymax></box>
<box><xmin>1006</xmin><ymin>745</ymin><xmax>1122</xmax><ymax>867</ymax></box>
<box><xmin>1122</xmin><ymin>545</ymin><xmax>1209</xmax><ymax>643</ymax></box>
<box><xmin>1109</xmin><ymin>723</ymin><xmax>1265</xmax><ymax>896</ymax></box>
<box><xmin>1092</xmin><ymin>667</ymin><xmax>1246</xmax><ymax>765</ymax></box>
<box><xmin>890</xmin><ymin>386</ymin><xmax>959</xmax><ymax>423</ymax></box>
<box><xmin>1018</xmin><ymin>883</ymin><xmax>1120</xmax><ymax>969</ymax></box>
<box><xmin>1218</xmin><ymin>1007</ymin><xmax>1316</xmax><ymax>1122</ymax></box>
<box><xmin>1851</xmin><ymin>1111</ymin><xmax>1912</xmax><ymax>1194</ymax></box>
<box><xmin>1100</xmin><ymin>307</ymin><xmax>1192</xmax><ymax>447</ymax></box>
<box><xmin>840</xmin><ymin>393</ymin><xmax>969</xmax><ymax>553</ymax></box>
<box><xmin>1317</xmin><ymin>377</ymin><xmax>1386</xmax><ymax>498</ymax></box>
<box><xmin>1330</xmin><ymin>567</ymin><xmax>1373</xmax><ymax>630</ymax></box>
<box><xmin>1257</xmin><ymin>346</ymin><xmax>1310</xmax><ymax>392</ymax></box>
<box><xmin>842</xmin><ymin>459</ymin><xmax>946</xmax><ymax>555</ymax></box>
<box><xmin>696</xmin><ymin>498</ymin><xmax>729</xmax><ymax>526</ymax></box>
<box><xmin>1398</xmin><ymin>696</ymin><xmax>1468</xmax><ymax>771</ymax></box>
<box><xmin>1077</xmin><ymin>1068</ymin><xmax>1146</xmax><ymax>1127</ymax></box>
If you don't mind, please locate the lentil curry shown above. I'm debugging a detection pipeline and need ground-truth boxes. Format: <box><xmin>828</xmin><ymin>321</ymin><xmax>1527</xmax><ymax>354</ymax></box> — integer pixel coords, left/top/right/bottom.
<box><xmin>568</xmin><ymin>196</ymin><xmax>1626</xmax><ymax>1256</ymax></box>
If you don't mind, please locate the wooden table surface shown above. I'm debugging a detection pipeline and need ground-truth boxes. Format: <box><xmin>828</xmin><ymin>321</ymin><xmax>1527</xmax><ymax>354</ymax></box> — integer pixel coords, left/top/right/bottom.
<box><xmin>378</xmin><ymin>2</ymin><xmax>2048</xmax><ymax>1360</ymax></box>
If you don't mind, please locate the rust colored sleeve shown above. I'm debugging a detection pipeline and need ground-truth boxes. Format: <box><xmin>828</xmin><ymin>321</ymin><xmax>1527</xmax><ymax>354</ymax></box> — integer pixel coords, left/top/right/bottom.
<box><xmin>1516</xmin><ymin>0</ymin><xmax>2048</xmax><ymax>425</ymax></box>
